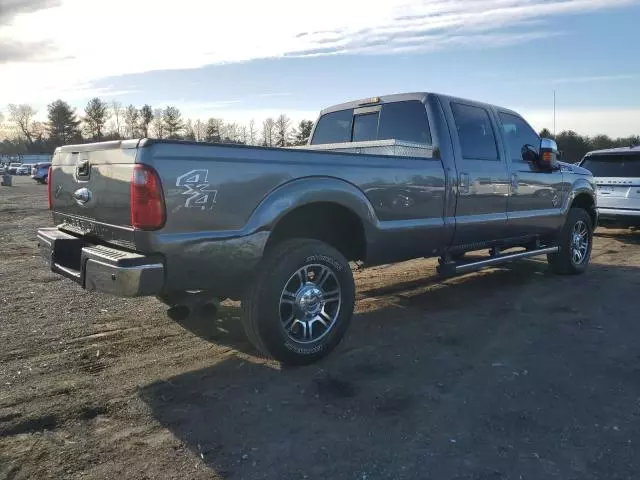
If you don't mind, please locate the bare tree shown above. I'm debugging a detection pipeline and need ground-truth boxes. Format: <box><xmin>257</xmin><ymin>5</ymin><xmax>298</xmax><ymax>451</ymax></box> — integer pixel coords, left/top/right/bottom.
<box><xmin>205</xmin><ymin>118</ymin><xmax>223</xmax><ymax>142</ymax></box>
<box><xmin>32</xmin><ymin>121</ymin><xmax>46</xmax><ymax>143</ymax></box>
<box><xmin>239</xmin><ymin>125</ymin><xmax>248</xmax><ymax>144</ymax></box>
<box><xmin>111</xmin><ymin>101</ymin><xmax>123</xmax><ymax>137</ymax></box>
<box><xmin>193</xmin><ymin>119</ymin><xmax>205</xmax><ymax>141</ymax></box>
<box><xmin>274</xmin><ymin>114</ymin><xmax>291</xmax><ymax>147</ymax></box>
<box><xmin>183</xmin><ymin>119</ymin><xmax>195</xmax><ymax>140</ymax></box>
<box><xmin>8</xmin><ymin>104</ymin><xmax>36</xmax><ymax>145</ymax></box>
<box><xmin>123</xmin><ymin>105</ymin><xmax>140</xmax><ymax>138</ymax></box>
<box><xmin>261</xmin><ymin>118</ymin><xmax>275</xmax><ymax>147</ymax></box>
<box><xmin>223</xmin><ymin>122</ymin><xmax>240</xmax><ymax>143</ymax></box>
<box><xmin>248</xmin><ymin>119</ymin><xmax>258</xmax><ymax>145</ymax></box>
<box><xmin>151</xmin><ymin>108</ymin><xmax>164</xmax><ymax>139</ymax></box>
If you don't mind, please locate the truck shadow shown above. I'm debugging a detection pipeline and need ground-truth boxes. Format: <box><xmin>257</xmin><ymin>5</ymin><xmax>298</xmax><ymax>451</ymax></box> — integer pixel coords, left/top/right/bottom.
<box><xmin>170</xmin><ymin>304</ymin><xmax>256</xmax><ymax>355</ymax></box>
<box><xmin>170</xmin><ymin>258</ymin><xmax>540</xmax><ymax>354</ymax></box>
<box><xmin>141</xmin><ymin>261</ymin><xmax>640</xmax><ymax>479</ymax></box>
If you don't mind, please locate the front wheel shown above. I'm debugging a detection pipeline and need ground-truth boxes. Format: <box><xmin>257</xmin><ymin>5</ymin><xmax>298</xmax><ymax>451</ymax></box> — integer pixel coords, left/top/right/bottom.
<box><xmin>241</xmin><ymin>239</ymin><xmax>355</xmax><ymax>365</ymax></box>
<box><xmin>547</xmin><ymin>208</ymin><xmax>593</xmax><ymax>275</ymax></box>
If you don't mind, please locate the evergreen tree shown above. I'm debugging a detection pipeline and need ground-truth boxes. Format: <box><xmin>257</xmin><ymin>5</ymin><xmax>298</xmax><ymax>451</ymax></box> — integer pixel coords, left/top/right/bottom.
<box><xmin>46</xmin><ymin>99</ymin><xmax>81</xmax><ymax>146</ymax></box>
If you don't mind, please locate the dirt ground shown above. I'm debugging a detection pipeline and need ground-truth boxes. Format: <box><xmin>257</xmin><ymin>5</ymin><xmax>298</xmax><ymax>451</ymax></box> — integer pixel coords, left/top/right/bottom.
<box><xmin>2</xmin><ymin>176</ymin><xmax>640</xmax><ymax>480</ymax></box>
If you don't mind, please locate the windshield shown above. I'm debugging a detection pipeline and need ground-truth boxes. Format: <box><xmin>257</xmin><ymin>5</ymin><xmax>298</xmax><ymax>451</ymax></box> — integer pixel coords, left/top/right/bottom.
<box><xmin>581</xmin><ymin>154</ymin><xmax>640</xmax><ymax>177</ymax></box>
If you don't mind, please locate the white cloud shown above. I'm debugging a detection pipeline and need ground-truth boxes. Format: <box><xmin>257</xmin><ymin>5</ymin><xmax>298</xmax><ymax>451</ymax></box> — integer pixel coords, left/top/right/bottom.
<box><xmin>1</xmin><ymin>0</ymin><xmax>637</xmax><ymax>103</ymax></box>
<box><xmin>520</xmin><ymin>107</ymin><xmax>640</xmax><ymax>137</ymax></box>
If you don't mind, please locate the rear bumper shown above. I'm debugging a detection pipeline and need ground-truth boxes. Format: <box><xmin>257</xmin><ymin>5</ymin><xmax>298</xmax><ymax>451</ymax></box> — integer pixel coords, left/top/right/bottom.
<box><xmin>597</xmin><ymin>207</ymin><xmax>640</xmax><ymax>225</ymax></box>
<box><xmin>37</xmin><ymin>227</ymin><xmax>164</xmax><ymax>297</ymax></box>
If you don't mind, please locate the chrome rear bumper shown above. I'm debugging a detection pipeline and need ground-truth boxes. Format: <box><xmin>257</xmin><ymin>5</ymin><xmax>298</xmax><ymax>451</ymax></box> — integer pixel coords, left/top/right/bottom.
<box><xmin>37</xmin><ymin>227</ymin><xmax>164</xmax><ymax>297</ymax></box>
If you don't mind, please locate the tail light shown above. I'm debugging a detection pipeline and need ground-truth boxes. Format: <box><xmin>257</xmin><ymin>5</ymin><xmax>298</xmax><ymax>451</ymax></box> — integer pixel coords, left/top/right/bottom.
<box><xmin>47</xmin><ymin>166</ymin><xmax>53</xmax><ymax>209</ymax></box>
<box><xmin>130</xmin><ymin>164</ymin><xmax>165</xmax><ymax>230</ymax></box>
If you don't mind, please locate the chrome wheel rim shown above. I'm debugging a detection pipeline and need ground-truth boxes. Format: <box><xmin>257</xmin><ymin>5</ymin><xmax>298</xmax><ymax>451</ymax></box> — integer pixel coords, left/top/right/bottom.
<box><xmin>571</xmin><ymin>220</ymin><xmax>589</xmax><ymax>265</ymax></box>
<box><xmin>279</xmin><ymin>264</ymin><xmax>341</xmax><ymax>344</ymax></box>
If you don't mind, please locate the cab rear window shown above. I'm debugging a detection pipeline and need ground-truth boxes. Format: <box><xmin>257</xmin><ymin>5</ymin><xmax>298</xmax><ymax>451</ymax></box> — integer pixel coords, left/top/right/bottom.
<box><xmin>311</xmin><ymin>109</ymin><xmax>353</xmax><ymax>144</ymax></box>
<box><xmin>311</xmin><ymin>101</ymin><xmax>431</xmax><ymax>145</ymax></box>
<box><xmin>581</xmin><ymin>154</ymin><xmax>640</xmax><ymax>177</ymax></box>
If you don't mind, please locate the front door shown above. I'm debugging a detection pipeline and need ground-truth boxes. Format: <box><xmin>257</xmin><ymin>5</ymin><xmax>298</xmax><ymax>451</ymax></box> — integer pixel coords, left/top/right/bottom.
<box><xmin>448</xmin><ymin>101</ymin><xmax>510</xmax><ymax>246</ymax></box>
<box><xmin>497</xmin><ymin>112</ymin><xmax>565</xmax><ymax>238</ymax></box>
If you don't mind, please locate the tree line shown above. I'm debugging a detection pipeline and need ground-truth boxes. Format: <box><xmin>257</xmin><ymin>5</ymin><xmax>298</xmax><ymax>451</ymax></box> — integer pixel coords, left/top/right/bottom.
<box><xmin>538</xmin><ymin>129</ymin><xmax>639</xmax><ymax>164</ymax></box>
<box><xmin>1</xmin><ymin>99</ymin><xmax>638</xmax><ymax>164</ymax></box>
<box><xmin>0</xmin><ymin>98</ymin><xmax>314</xmax><ymax>156</ymax></box>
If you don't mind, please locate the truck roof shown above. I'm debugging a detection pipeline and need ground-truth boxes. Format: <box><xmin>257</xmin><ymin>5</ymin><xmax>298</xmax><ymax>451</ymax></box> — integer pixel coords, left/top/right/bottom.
<box><xmin>584</xmin><ymin>145</ymin><xmax>640</xmax><ymax>156</ymax></box>
<box><xmin>320</xmin><ymin>91</ymin><xmax>521</xmax><ymax>118</ymax></box>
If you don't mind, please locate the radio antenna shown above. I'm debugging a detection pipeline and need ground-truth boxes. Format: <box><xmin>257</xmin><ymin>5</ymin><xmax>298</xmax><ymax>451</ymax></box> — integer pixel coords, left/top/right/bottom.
<box><xmin>553</xmin><ymin>90</ymin><xmax>556</xmax><ymax>137</ymax></box>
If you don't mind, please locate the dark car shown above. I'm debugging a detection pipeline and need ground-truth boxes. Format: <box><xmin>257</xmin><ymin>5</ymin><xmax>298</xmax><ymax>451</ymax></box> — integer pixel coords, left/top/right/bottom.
<box><xmin>31</xmin><ymin>162</ymin><xmax>51</xmax><ymax>184</ymax></box>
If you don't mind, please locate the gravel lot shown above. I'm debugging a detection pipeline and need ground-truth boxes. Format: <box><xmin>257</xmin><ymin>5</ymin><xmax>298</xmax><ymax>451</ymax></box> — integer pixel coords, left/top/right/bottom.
<box><xmin>2</xmin><ymin>176</ymin><xmax>640</xmax><ymax>480</ymax></box>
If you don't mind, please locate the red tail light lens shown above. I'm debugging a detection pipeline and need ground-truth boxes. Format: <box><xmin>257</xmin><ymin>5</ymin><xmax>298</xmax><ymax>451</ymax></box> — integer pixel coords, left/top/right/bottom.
<box><xmin>47</xmin><ymin>166</ymin><xmax>53</xmax><ymax>209</ymax></box>
<box><xmin>130</xmin><ymin>164</ymin><xmax>165</xmax><ymax>230</ymax></box>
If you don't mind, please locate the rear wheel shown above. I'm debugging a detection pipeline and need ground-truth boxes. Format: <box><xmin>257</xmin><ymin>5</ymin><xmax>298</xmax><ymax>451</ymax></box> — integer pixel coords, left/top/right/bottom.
<box><xmin>241</xmin><ymin>238</ymin><xmax>355</xmax><ymax>365</ymax></box>
<box><xmin>547</xmin><ymin>208</ymin><xmax>593</xmax><ymax>275</ymax></box>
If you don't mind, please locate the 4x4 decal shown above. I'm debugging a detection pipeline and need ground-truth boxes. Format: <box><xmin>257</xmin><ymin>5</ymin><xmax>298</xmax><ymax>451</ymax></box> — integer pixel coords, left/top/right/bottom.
<box><xmin>176</xmin><ymin>169</ymin><xmax>217</xmax><ymax>210</ymax></box>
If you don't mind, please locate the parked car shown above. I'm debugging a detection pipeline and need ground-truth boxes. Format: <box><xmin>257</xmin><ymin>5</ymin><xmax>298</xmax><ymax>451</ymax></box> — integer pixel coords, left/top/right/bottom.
<box><xmin>17</xmin><ymin>163</ymin><xmax>35</xmax><ymax>175</ymax></box>
<box><xmin>37</xmin><ymin>92</ymin><xmax>597</xmax><ymax>365</ymax></box>
<box><xmin>8</xmin><ymin>163</ymin><xmax>22</xmax><ymax>174</ymax></box>
<box><xmin>32</xmin><ymin>162</ymin><xmax>51</xmax><ymax>184</ymax></box>
<box><xmin>579</xmin><ymin>146</ymin><xmax>640</xmax><ymax>227</ymax></box>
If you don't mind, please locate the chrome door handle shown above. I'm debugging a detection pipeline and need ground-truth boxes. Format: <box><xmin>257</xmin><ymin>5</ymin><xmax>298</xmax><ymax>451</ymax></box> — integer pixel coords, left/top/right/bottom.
<box><xmin>511</xmin><ymin>173</ymin><xmax>518</xmax><ymax>193</ymax></box>
<box><xmin>459</xmin><ymin>172</ymin><xmax>470</xmax><ymax>194</ymax></box>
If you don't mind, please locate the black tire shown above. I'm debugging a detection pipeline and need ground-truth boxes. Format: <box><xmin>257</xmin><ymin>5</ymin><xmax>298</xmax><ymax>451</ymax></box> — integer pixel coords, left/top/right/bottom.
<box><xmin>547</xmin><ymin>208</ymin><xmax>593</xmax><ymax>275</ymax></box>
<box><xmin>241</xmin><ymin>238</ymin><xmax>355</xmax><ymax>365</ymax></box>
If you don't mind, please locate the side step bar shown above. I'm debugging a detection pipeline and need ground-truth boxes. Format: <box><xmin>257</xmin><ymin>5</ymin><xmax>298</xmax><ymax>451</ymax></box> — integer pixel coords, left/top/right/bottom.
<box><xmin>438</xmin><ymin>246</ymin><xmax>559</xmax><ymax>277</ymax></box>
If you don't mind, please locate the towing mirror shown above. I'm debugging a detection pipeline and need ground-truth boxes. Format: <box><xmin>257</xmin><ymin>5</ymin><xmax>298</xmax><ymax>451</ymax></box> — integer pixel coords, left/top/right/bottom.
<box><xmin>538</xmin><ymin>138</ymin><xmax>560</xmax><ymax>171</ymax></box>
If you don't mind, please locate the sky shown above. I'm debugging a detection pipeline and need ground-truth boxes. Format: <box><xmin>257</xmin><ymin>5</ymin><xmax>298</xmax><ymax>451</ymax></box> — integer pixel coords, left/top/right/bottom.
<box><xmin>1</xmin><ymin>0</ymin><xmax>640</xmax><ymax>136</ymax></box>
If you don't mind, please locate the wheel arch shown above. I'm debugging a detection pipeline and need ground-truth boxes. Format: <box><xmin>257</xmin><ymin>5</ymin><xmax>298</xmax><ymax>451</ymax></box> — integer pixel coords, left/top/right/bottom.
<box><xmin>248</xmin><ymin>177</ymin><xmax>377</xmax><ymax>262</ymax></box>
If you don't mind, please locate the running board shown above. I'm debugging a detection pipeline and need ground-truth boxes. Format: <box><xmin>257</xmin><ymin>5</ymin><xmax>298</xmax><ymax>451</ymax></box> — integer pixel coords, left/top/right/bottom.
<box><xmin>438</xmin><ymin>246</ymin><xmax>559</xmax><ymax>277</ymax></box>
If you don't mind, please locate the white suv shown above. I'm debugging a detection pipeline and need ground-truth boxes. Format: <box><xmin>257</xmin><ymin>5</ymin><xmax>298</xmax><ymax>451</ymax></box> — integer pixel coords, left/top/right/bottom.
<box><xmin>580</xmin><ymin>146</ymin><xmax>640</xmax><ymax>228</ymax></box>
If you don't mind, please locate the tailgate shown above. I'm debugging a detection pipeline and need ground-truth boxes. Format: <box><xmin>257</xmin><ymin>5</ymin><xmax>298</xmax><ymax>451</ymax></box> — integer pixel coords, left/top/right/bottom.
<box><xmin>51</xmin><ymin>140</ymin><xmax>139</xmax><ymax>249</ymax></box>
<box><xmin>581</xmin><ymin>153</ymin><xmax>640</xmax><ymax>211</ymax></box>
<box><xmin>596</xmin><ymin>179</ymin><xmax>640</xmax><ymax>210</ymax></box>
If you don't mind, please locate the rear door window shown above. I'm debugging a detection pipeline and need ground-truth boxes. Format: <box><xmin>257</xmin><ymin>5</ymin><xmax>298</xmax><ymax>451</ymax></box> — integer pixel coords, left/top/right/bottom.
<box><xmin>451</xmin><ymin>103</ymin><xmax>499</xmax><ymax>160</ymax></box>
<box><xmin>581</xmin><ymin>154</ymin><xmax>640</xmax><ymax>177</ymax></box>
<box><xmin>378</xmin><ymin>101</ymin><xmax>431</xmax><ymax>144</ymax></box>
<box><xmin>498</xmin><ymin>112</ymin><xmax>539</xmax><ymax>162</ymax></box>
<box><xmin>311</xmin><ymin>109</ymin><xmax>353</xmax><ymax>144</ymax></box>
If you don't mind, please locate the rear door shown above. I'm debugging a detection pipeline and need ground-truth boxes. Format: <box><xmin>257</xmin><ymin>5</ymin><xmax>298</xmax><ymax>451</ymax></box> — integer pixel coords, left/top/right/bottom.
<box><xmin>581</xmin><ymin>153</ymin><xmax>640</xmax><ymax>212</ymax></box>
<box><xmin>498</xmin><ymin>112</ymin><xmax>565</xmax><ymax>238</ymax></box>
<box><xmin>51</xmin><ymin>141</ymin><xmax>138</xmax><ymax>249</ymax></box>
<box><xmin>446</xmin><ymin>101</ymin><xmax>510</xmax><ymax>246</ymax></box>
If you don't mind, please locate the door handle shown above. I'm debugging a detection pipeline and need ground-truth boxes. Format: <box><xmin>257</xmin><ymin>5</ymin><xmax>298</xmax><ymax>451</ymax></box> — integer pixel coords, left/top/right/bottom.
<box><xmin>459</xmin><ymin>172</ymin><xmax>470</xmax><ymax>194</ymax></box>
<box><xmin>511</xmin><ymin>173</ymin><xmax>518</xmax><ymax>193</ymax></box>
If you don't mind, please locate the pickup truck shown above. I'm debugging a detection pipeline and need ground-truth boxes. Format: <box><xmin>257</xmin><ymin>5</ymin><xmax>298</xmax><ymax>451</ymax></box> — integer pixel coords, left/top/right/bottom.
<box><xmin>37</xmin><ymin>92</ymin><xmax>597</xmax><ymax>365</ymax></box>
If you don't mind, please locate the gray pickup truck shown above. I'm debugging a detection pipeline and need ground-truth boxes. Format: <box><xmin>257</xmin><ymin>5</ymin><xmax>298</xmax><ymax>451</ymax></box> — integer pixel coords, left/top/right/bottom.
<box><xmin>38</xmin><ymin>92</ymin><xmax>597</xmax><ymax>364</ymax></box>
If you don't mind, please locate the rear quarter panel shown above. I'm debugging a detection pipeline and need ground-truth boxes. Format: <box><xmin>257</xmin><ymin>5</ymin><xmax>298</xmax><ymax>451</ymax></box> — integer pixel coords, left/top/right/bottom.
<box><xmin>136</xmin><ymin>141</ymin><xmax>448</xmax><ymax>292</ymax></box>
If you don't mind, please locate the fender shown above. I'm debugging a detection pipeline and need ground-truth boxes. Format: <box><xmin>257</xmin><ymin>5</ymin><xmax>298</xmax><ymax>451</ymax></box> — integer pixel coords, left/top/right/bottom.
<box><xmin>244</xmin><ymin>176</ymin><xmax>379</xmax><ymax>237</ymax></box>
<box><xmin>562</xmin><ymin>176</ymin><xmax>597</xmax><ymax>214</ymax></box>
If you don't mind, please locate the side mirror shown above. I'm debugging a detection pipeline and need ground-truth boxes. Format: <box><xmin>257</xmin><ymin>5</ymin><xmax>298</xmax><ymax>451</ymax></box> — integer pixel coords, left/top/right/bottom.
<box><xmin>538</xmin><ymin>138</ymin><xmax>560</xmax><ymax>171</ymax></box>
